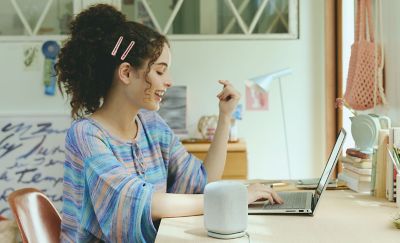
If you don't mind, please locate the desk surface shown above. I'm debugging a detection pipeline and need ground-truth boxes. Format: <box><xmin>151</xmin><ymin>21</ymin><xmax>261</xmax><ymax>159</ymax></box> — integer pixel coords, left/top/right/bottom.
<box><xmin>156</xmin><ymin>190</ymin><xmax>399</xmax><ymax>243</ymax></box>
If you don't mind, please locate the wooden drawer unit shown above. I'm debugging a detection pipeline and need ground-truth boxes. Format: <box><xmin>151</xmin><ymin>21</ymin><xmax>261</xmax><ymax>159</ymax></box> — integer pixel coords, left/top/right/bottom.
<box><xmin>182</xmin><ymin>140</ymin><xmax>248</xmax><ymax>179</ymax></box>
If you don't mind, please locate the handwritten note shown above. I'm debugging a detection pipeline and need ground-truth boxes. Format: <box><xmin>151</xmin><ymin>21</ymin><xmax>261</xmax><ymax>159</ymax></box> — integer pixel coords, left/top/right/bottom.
<box><xmin>0</xmin><ymin>115</ymin><xmax>70</xmax><ymax>216</ymax></box>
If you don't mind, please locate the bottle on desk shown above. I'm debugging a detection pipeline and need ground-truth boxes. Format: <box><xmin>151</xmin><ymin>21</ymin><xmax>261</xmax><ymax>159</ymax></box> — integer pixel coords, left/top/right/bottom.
<box><xmin>229</xmin><ymin>120</ymin><xmax>239</xmax><ymax>142</ymax></box>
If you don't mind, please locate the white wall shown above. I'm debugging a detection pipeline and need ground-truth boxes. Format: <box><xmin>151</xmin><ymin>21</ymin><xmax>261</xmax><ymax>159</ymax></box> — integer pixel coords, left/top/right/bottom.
<box><xmin>0</xmin><ymin>0</ymin><xmax>325</xmax><ymax>180</ymax></box>
<box><xmin>379</xmin><ymin>0</ymin><xmax>400</xmax><ymax>125</ymax></box>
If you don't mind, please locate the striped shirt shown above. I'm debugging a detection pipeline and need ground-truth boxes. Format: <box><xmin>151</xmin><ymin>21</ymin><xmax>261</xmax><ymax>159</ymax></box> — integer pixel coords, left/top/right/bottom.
<box><xmin>60</xmin><ymin>110</ymin><xmax>207</xmax><ymax>243</ymax></box>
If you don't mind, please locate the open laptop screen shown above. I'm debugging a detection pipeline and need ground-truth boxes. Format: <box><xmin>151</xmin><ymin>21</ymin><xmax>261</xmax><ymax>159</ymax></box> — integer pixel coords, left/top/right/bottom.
<box><xmin>314</xmin><ymin>129</ymin><xmax>346</xmax><ymax>204</ymax></box>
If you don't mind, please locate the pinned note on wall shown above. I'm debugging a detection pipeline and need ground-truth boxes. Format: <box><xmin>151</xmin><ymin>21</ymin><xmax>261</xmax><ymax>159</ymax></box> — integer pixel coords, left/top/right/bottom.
<box><xmin>245</xmin><ymin>81</ymin><xmax>268</xmax><ymax>111</ymax></box>
<box><xmin>0</xmin><ymin>114</ymin><xmax>71</xmax><ymax>216</ymax></box>
<box><xmin>41</xmin><ymin>41</ymin><xmax>60</xmax><ymax>96</ymax></box>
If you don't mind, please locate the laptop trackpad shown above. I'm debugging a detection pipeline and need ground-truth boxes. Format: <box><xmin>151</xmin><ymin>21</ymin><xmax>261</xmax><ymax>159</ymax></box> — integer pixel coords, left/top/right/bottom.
<box><xmin>263</xmin><ymin>192</ymin><xmax>309</xmax><ymax>209</ymax></box>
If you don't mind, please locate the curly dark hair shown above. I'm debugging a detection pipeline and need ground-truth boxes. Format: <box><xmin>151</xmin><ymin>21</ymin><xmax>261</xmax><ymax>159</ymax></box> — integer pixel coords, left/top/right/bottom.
<box><xmin>56</xmin><ymin>4</ymin><xmax>168</xmax><ymax>119</ymax></box>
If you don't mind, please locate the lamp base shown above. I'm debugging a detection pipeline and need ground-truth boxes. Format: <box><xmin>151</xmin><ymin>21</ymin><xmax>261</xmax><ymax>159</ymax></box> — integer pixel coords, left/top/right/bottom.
<box><xmin>207</xmin><ymin>231</ymin><xmax>246</xmax><ymax>239</ymax></box>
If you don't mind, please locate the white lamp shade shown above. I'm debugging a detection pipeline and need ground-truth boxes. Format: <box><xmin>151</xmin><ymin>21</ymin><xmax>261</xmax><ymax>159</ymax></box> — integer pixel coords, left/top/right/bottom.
<box><xmin>248</xmin><ymin>68</ymin><xmax>293</xmax><ymax>91</ymax></box>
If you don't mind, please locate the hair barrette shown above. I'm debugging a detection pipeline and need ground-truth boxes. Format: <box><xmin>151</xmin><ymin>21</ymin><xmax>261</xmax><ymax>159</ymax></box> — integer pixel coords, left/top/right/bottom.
<box><xmin>120</xmin><ymin>41</ymin><xmax>135</xmax><ymax>60</ymax></box>
<box><xmin>111</xmin><ymin>36</ymin><xmax>135</xmax><ymax>60</ymax></box>
<box><xmin>111</xmin><ymin>36</ymin><xmax>123</xmax><ymax>56</ymax></box>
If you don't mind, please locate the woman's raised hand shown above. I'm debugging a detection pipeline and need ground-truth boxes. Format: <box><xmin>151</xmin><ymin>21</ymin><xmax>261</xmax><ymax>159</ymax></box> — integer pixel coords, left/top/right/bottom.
<box><xmin>216</xmin><ymin>80</ymin><xmax>241</xmax><ymax>117</ymax></box>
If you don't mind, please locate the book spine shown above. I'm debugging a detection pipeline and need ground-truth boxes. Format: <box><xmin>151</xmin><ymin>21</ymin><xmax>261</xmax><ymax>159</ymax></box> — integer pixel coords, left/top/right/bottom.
<box><xmin>343</xmin><ymin>163</ymin><xmax>372</xmax><ymax>175</ymax></box>
<box><xmin>375</xmin><ymin>130</ymin><xmax>388</xmax><ymax>198</ymax></box>
<box><xmin>342</xmin><ymin>169</ymin><xmax>371</xmax><ymax>182</ymax></box>
<box><xmin>371</xmin><ymin>148</ymin><xmax>377</xmax><ymax>195</ymax></box>
<box><xmin>394</xmin><ymin>169</ymin><xmax>397</xmax><ymax>202</ymax></box>
<box><xmin>387</xmin><ymin>128</ymin><xmax>394</xmax><ymax>201</ymax></box>
<box><xmin>393</xmin><ymin>128</ymin><xmax>400</xmax><ymax>202</ymax></box>
<box><xmin>397</xmin><ymin>174</ymin><xmax>400</xmax><ymax>208</ymax></box>
<box><xmin>338</xmin><ymin>173</ymin><xmax>371</xmax><ymax>193</ymax></box>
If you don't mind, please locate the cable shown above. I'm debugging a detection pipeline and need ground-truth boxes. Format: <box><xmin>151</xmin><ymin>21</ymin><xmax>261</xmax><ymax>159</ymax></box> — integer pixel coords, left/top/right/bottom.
<box><xmin>245</xmin><ymin>232</ymin><xmax>251</xmax><ymax>243</ymax></box>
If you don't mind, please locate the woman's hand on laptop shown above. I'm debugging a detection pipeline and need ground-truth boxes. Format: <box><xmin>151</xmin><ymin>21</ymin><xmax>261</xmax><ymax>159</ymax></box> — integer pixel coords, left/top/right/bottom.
<box><xmin>247</xmin><ymin>183</ymin><xmax>284</xmax><ymax>205</ymax></box>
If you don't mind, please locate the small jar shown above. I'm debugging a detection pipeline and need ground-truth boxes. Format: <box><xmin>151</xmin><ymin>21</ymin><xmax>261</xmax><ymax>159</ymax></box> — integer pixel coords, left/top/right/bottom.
<box><xmin>206</xmin><ymin>128</ymin><xmax>216</xmax><ymax>141</ymax></box>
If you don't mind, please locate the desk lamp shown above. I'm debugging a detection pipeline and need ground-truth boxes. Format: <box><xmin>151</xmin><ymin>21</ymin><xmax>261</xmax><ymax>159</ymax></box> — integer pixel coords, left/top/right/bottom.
<box><xmin>247</xmin><ymin>68</ymin><xmax>293</xmax><ymax>179</ymax></box>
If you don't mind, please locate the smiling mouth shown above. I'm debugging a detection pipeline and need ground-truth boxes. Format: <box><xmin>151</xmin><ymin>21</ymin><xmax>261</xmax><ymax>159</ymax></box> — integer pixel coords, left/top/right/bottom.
<box><xmin>155</xmin><ymin>90</ymin><xmax>165</xmax><ymax>99</ymax></box>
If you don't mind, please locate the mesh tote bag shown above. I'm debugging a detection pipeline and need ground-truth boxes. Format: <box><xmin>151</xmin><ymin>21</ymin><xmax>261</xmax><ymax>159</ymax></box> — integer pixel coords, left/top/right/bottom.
<box><xmin>344</xmin><ymin>0</ymin><xmax>386</xmax><ymax>110</ymax></box>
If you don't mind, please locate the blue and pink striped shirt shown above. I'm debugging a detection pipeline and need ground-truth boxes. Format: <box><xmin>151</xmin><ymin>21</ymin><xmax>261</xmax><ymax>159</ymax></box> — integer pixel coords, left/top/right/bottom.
<box><xmin>60</xmin><ymin>110</ymin><xmax>207</xmax><ymax>242</ymax></box>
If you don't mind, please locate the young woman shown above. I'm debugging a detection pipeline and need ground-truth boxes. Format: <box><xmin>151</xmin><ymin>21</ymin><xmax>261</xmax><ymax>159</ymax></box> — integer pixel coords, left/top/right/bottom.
<box><xmin>56</xmin><ymin>4</ymin><xmax>282</xmax><ymax>243</ymax></box>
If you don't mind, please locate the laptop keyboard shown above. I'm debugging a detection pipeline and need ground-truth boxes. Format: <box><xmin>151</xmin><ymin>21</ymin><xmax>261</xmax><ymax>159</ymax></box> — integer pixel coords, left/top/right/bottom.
<box><xmin>263</xmin><ymin>192</ymin><xmax>308</xmax><ymax>209</ymax></box>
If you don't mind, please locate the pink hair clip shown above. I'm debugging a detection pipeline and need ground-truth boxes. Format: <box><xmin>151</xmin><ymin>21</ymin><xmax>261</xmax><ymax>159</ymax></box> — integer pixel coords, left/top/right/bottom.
<box><xmin>120</xmin><ymin>41</ymin><xmax>135</xmax><ymax>60</ymax></box>
<box><xmin>111</xmin><ymin>36</ymin><xmax>123</xmax><ymax>56</ymax></box>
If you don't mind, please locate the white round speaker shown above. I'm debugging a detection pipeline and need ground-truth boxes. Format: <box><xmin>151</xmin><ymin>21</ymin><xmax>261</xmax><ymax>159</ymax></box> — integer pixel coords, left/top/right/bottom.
<box><xmin>204</xmin><ymin>181</ymin><xmax>248</xmax><ymax>239</ymax></box>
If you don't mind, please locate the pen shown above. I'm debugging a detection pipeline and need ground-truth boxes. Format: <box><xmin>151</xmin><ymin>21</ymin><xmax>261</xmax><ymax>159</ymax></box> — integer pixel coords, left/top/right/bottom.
<box><xmin>269</xmin><ymin>182</ymin><xmax>288</xmax><ymax>188</ymax></box>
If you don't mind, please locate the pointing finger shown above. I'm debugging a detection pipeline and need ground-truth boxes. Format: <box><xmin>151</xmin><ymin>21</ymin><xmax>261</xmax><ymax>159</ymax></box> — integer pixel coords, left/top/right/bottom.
<box><xmin>218</xmin><ymin>80</ymin><xmax>230</xmax><ymax>87</ymax></box>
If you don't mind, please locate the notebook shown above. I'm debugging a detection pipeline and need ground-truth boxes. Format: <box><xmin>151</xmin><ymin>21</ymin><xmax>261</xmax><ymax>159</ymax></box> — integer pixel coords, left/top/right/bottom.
<box><xmin>248</xmin><ymin>128</ymin><xmax>346</xmax><ymax>215</ymax></box>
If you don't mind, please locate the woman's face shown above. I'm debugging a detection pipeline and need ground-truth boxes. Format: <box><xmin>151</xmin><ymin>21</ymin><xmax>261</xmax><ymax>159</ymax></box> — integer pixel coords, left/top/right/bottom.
<box><xmin>125</xmin><ymin>43</ymin><xmax>172</xmax><ymax>111</ymax></box>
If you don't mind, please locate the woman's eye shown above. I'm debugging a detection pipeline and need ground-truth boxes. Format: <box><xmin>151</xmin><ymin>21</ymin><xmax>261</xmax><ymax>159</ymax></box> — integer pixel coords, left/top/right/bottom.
<box><xmin>157</xmin><ymin>71</ymin><xmax>164</xmax><ymax>75</ymax></box>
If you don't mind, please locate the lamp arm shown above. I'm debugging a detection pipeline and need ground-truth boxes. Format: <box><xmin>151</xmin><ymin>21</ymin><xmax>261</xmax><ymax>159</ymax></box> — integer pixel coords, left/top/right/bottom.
<box><xmin>278</xmin><ymin>78</ymin><xmax>292</xmax><ymax>179</ymax></box>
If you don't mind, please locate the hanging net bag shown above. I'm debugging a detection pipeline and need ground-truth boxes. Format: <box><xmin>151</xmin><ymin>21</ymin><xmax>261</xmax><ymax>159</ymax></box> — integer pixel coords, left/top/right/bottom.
<box><xmin>344</xmin><ymin>0</ymin><xmax>386</xmax><ymax>110</ymax></box>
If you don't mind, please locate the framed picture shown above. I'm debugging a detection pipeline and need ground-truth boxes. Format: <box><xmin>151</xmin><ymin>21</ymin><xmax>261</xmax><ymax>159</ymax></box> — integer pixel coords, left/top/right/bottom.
<box><xmin>158</xmin><ymin>86</ymin><xmax>188</xmax><ymax>135</ymax></box>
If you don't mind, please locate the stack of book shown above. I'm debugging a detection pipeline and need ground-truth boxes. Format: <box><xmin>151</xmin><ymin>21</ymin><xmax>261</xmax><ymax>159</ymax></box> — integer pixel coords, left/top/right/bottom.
<box><xmin>338</xmin><ymin>148</ymin><xmax>372</xmax><ymax>193</ymax></box>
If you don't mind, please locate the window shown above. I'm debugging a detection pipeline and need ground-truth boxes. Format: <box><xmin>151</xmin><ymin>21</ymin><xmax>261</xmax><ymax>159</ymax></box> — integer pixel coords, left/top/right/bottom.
<box><xmin>0</xmin><ymin>0</ymin><xmax>299</xmax><ymax>41</ymax></box>
<box><xmin>122</xmin><ymin>0</ymin><xmax>299</xmax><ymax>40</ymax></box>
<box><xmin>0</xmin><ymin>0</ymin><xmax>73</xmax><ymax>40</ymax></box>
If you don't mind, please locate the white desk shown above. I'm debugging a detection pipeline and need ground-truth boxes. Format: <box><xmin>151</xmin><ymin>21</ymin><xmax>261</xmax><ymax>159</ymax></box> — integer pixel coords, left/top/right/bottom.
<box><xmin>155</xmin><ymin>190</ymin><xmax>399</xmax><ymax>243</ymax></box>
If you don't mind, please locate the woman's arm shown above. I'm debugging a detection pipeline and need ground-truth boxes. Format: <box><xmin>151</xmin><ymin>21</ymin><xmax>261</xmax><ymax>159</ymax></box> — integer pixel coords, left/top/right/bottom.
<box><xmin>151</xmin><ymin>193</ymin><xmax>203</xmax><ymax>220</ymax></box>
<box><xmin>203</xmin><ymin>80</ymin><xmax>240</xmax><ymax>182</ymax></box>
<box><xmin>202</xmin><ymin>115</ymin><xmax>230</xmax><ymax>182</ymax></box>
<box><xmin>151</xmin><ymin>184</ymin><xmax>284</xmax><ymax>220</ymax></box>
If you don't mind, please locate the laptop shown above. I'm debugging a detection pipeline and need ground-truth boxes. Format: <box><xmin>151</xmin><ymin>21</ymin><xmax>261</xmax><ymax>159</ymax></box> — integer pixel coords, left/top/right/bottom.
<box><xmin>248</xmin><ymin>128</ymin><xmax>346</xmax><ymax>215</ymax></box>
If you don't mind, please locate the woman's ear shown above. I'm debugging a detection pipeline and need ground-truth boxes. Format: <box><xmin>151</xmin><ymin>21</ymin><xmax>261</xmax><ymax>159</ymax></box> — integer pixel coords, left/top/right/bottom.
<box><xmin>118</xmin><ymin>62</ymin><xmax>133</xmax><ymax>85</ymax></box>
